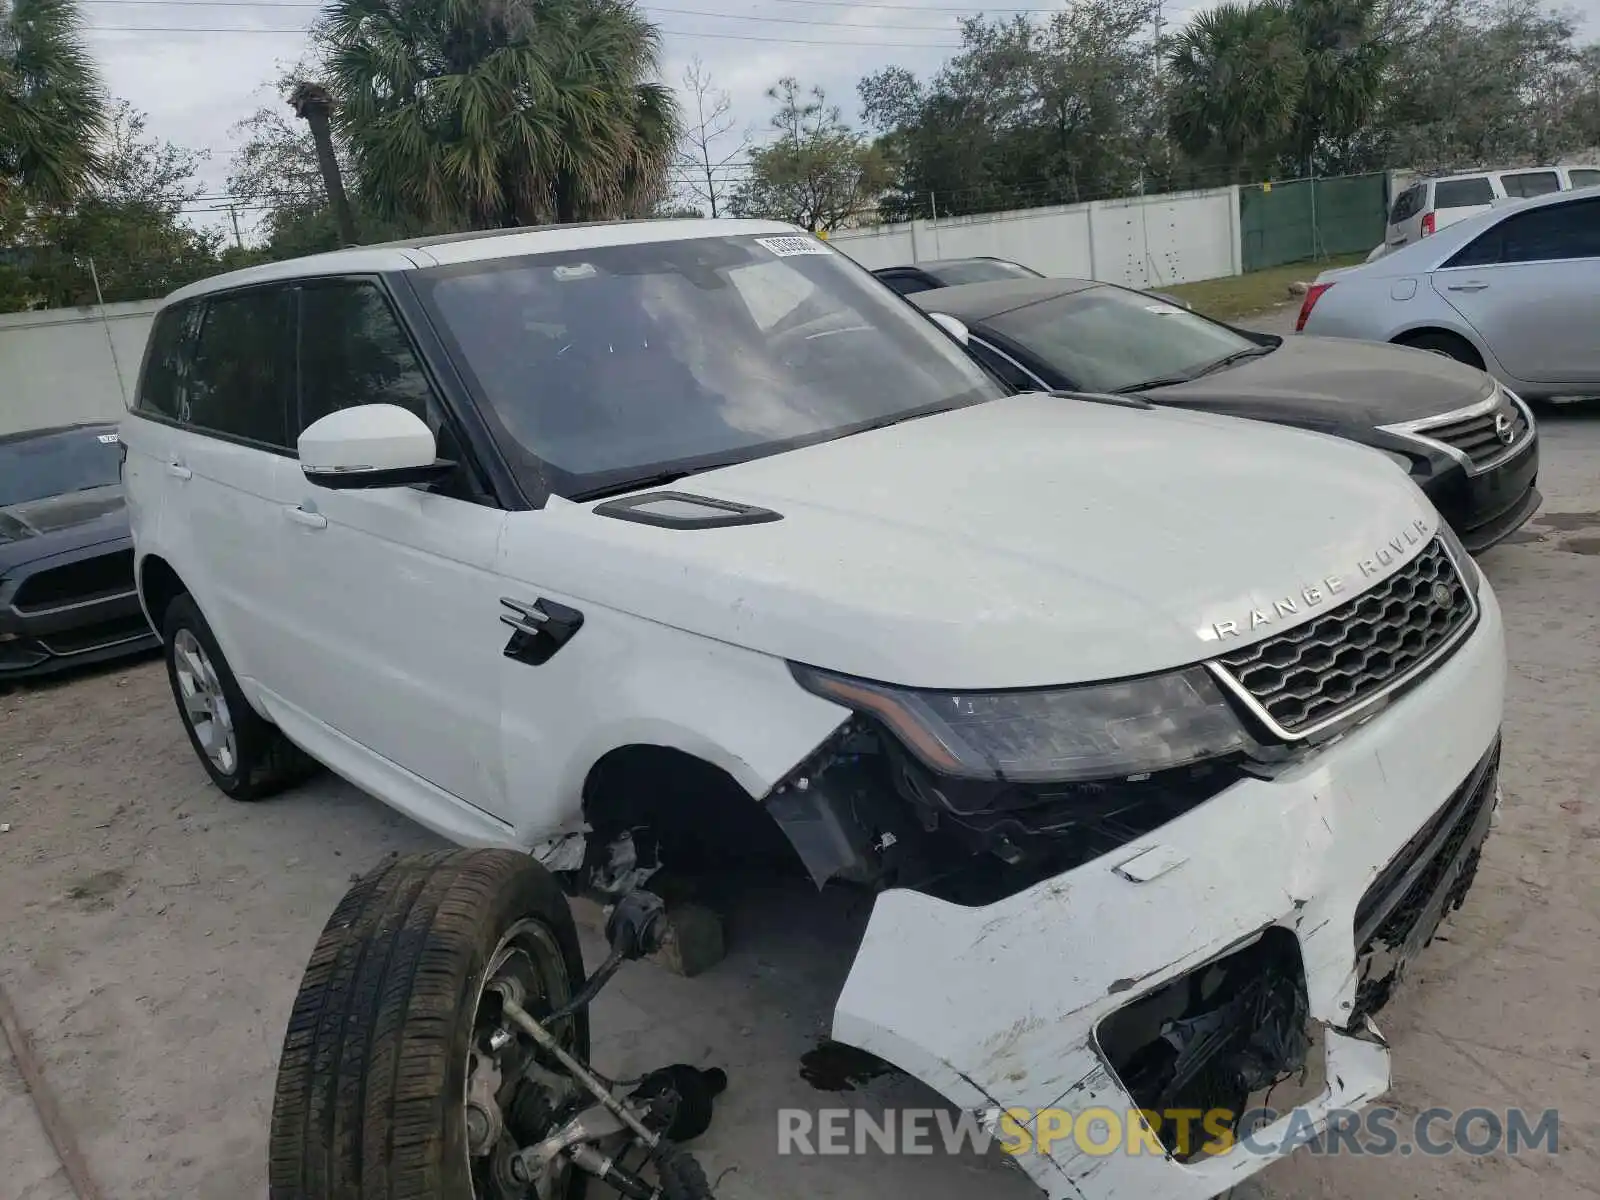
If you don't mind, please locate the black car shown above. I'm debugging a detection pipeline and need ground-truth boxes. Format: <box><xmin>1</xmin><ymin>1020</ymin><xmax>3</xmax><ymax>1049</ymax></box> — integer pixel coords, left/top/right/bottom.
<box><xmin>911</xmin><ymin>278</ymin><xmax>1540</xmax><ymax>552</ymax></box>
<box><xmin>871</xmin><ymin>257</ymin><xmax>1043</xmax><ymax>296</ymax></box>
<box><xmin>0</xmin><ymin>422</ymin><xmax>158</xmax><ymax>679</ymax></box>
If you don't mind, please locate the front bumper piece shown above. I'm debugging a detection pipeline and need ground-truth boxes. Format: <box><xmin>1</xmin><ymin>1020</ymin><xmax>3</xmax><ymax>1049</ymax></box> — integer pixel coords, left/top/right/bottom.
<box><xmin>0</xmin><ymin>540</ymin><xmax>157</xmax><ymax>678</ymax></box>
<box><xmin>831</xmin><ymin>583</ymin><xmax>1506</xmax><ymax>1199</ymax></box>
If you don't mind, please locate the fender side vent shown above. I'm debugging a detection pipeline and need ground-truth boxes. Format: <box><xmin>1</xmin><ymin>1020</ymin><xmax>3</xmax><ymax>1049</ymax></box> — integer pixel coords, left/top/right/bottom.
<box><xmin>592</xmin><ymin>491</ymin><xmax>782</xmax><ymax>530</ymax></box>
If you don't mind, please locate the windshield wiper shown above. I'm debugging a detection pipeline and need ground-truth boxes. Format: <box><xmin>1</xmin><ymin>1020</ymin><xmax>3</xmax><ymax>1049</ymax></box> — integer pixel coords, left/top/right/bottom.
<box><xmin>1191</xmin><ymin>344</ymin><xmax>1276</xmax><ymax>378</ymax></box>
<box><xmin>1115</xmin><ymin>344</ymin><xmax>1276</xmax><ymax>393</ymax></box>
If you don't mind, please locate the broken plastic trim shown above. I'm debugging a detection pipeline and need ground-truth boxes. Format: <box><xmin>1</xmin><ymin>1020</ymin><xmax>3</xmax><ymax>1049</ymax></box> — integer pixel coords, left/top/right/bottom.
<box><xmin>1096</xmin><ymin>927</ymin><xmax>1312</xmax><ymax>1160</ymax></box>
<box><xmin>1350</xmin><ymin>739</ymin><xmax>1499</xmax><ymax>1023</ymax></box>
<box><xmin>763</xmin><ymin>719</ymin><xmax>1243</xmax><ymax>906</ymax></box>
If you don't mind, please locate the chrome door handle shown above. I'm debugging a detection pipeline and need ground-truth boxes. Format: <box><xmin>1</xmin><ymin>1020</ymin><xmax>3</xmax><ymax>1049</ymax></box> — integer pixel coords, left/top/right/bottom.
<box><xmin>1446</xmin><ymin>281</ymin><xmax>1489</xmax><ymax>292</ymax></box>
<box><xmin>283</xmin><ymin>505</ymin><xmax>328</xmax><ymax>530</ymax></box>
<box><xmin>166</xmin><ymin>462</ymin><xmax>192</xmax><ymax>480</ymax></box>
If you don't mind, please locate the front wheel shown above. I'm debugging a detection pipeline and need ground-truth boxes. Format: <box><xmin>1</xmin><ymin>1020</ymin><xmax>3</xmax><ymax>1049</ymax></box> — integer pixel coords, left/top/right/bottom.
<box><xmin>268</xmin><ymin>849</ymin><xmax>591</xmax><ymax>1200</ymax></box>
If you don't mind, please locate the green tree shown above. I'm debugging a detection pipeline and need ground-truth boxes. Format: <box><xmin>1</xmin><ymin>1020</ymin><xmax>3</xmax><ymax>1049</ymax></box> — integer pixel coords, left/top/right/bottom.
<box><xmin>731</xmin><ymin>77</ymin><xmax>890</xmax><ymax>231</ymax></box>
<box><xmin>1</xmin><ymin>0</ymin><xmax>105</xmax><ymax>204</ymax></box>
<box><xmin>1283</xmin><ymin>0</ymin><xmax>1391</xmax><ymax>174</ymax></box>
<box><xmin>1</xmin><ymin>101</ymin><xmax>221</xmax><ymax>311</ymax></box>
<box><xmin>1166</xmin><ymin>2</ymin><xmax>1307</xmax><ymax>181</ymax></box>
<box><xmin>319</xmin><ymin>0</ymin><xmax>680</xmax><ymax>229</ymax></box>
<box><xmin>861</xmin><ymin>0</ymin><xmax>1164</xmax><ymax>221</ymax></box>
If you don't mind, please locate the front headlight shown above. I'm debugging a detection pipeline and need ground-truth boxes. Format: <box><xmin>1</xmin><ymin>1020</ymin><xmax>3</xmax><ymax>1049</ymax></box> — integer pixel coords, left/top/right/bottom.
<box><xmin>790</xmin><ymin>663</ymin><xmax>1250</xmax><ymax>783</ymax></box>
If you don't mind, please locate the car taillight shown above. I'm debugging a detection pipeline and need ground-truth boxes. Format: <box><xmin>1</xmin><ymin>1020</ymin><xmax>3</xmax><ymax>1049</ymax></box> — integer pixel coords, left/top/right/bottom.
<box><xmin>1421</xmin><ymin>211</ymin><xmax>1436</xmax><ymax>237</ymax></box>
<box><xmin>1295</xmin><ymin>282</ymin><xmax>1333</xmax><ymax>332</ymax></box>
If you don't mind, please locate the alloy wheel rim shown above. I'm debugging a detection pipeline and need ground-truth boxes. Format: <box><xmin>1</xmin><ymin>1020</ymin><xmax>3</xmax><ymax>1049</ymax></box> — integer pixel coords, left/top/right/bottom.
<box><xmin>173</xmin><ymin>628</ymin><xmax>237</xmax><ymax>775</ymax></box>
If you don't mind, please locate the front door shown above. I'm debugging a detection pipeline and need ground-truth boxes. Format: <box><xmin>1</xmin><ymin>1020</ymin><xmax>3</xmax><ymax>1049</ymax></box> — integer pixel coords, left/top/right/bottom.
<box><xmin>269</xmin><ymin>277</ymin><xmax>512</xmax><ymax>822</ymax></box>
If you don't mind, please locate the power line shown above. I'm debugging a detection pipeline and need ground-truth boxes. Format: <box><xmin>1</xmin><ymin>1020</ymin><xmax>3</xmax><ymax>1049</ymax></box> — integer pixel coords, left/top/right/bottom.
<box><xmin>84</xmin><ymin>0</ymin><xmax>961</xmax><ymax>27</ymax></box>
<box><xmin>84</xmin><ymin>22</ymin><xmax>965</xmax><ymax>44</ymax></box>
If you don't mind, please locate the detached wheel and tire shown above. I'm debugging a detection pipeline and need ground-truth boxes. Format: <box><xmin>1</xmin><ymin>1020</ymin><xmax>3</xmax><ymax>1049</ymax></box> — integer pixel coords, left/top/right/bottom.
<box><xmin>268</xmin><ymin>849</ymin><xmax>592</xmax><ymax>1200</ymax></box>
<box><xmin>162</xmin><ymin>593</ymin><xmax>313</xmax><ymax>799</ymax></box>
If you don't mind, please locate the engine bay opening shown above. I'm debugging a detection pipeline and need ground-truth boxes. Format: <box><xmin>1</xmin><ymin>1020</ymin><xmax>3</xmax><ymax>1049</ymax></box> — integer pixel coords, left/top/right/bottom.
<box><xmin>1095</xmin><ymin>927</ymin><xmax>1314</xmax><ymax>1161</ymax></box>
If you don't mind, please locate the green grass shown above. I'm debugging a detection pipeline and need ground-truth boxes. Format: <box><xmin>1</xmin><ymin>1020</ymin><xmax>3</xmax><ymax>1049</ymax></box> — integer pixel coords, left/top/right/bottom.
<box><xmin>1164</xmin><ymin>253</ymin><xmax>1370</xmax><ymax>321</ymax></box>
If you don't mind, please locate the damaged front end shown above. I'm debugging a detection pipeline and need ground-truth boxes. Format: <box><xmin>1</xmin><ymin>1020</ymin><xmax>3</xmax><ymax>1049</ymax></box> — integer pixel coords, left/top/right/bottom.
<box><xmin>800</xmin><ymin>587</ymin><xmax>1505</xmax><ymax>1200</ymax></box>
<box><xmin>766</xmin><ymin>662</ymin><xmax>1279</xmax><ymax>906</ymax></box>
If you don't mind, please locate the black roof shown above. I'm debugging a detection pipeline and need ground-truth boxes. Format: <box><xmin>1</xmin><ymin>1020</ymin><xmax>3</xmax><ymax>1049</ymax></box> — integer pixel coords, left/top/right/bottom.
<box><xmin>0</xmin><ymin>420</ymin><xmax>117</xmax><ymax>448</ymax></box>
<box><xmin>906</xmin><ymin>278</ymin><xmax>1098</xmax><ymax>321</ymax></box>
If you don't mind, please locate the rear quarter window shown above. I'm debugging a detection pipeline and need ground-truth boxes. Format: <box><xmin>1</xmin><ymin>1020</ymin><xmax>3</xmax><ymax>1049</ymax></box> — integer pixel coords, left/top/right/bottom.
<box><xmin>1433</xmin><ymin>177</ymin><xmax>1495</xmax><ymax>208</ymax></box>
<box><xmin>1568</xmin><ymin>168</ymin><xmax>1600</xmax><ymax>190</ymax></box>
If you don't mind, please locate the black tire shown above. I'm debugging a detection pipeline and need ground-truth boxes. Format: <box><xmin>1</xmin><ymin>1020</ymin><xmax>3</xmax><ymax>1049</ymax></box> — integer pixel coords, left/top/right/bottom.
<box><xmin>1395</xmin><ymin>330</ymin><xmax>1484</xmax><ymax>369</ymax></box>
<box><xmin>269</xmin><ymin>849</ymin><xmax>591</xmax><ymax>1200</ymax></box>
<box><xmin>657</xmin><ymin>1145</ymin><xmax>716</xmax><ymax>1200</ymax></box>
<box><xmin>162</xmin><ymin>592</ymin><xmax>315</xmax><ymax>800</ymax></box>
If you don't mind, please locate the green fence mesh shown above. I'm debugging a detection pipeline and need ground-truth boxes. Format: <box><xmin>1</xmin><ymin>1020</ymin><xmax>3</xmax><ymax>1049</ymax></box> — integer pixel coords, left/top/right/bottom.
<box><xmin>1239</xmin><ymin>173</ymin><xmax>1389</xmax><ymax>272</ymax></box>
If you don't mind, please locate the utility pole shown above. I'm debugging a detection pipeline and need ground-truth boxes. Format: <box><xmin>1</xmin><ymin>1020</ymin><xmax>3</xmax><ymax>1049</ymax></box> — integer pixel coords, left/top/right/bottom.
<box><xmin>289</xmin><ymin>81</ymin><xmax>359</xmax><ymax>247</ymax></box>
<box><xmin>227</xmin><ymin>204</ymin><xmax>243</xmax><ymax>250</ymax></box>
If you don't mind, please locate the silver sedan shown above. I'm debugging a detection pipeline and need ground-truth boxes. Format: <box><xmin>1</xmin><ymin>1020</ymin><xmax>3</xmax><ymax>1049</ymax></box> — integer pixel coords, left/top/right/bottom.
<box><xmin>1297</xmin><ymin>188</ymin><xmax>1600</xmax><ymax>399</ymax></box>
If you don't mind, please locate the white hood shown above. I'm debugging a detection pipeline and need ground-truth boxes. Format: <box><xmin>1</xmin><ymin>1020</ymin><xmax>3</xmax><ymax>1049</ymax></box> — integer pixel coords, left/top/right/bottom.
<box><xmin>505</xmin><ymin>394</ymin><xmax>1439</xmax><ymax>690</ymax></box>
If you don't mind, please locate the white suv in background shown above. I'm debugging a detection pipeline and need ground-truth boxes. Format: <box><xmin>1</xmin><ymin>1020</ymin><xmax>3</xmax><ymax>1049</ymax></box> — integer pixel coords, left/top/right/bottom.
<box><xmin>122</xmin><ymin>219</ymin><xmax>1506</xmax><ymax>1200</ymax></box>
<box><xmin>1376</xmin><ymin>165</ymin><xmax>1600</xmax><ymax>258</ymax></box>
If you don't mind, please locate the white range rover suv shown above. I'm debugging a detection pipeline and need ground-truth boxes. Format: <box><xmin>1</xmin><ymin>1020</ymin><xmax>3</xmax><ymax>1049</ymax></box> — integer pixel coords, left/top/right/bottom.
<box><xmin>122</xmin><ymin>219</ymin><xmax>1505</xmax><ymax>1200</ymax></box>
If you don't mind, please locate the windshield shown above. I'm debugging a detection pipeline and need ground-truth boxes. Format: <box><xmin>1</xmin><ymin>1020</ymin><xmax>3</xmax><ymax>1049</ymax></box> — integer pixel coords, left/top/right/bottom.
<box><xmin>986</xmin><ymin>286</ymin><xmax>1262</xmax><ymax>392</ymax></box>
<box><xmin>417</xmin><ymin>234</ymin><xmax>1002</xmax><ymax>496</ymax></box>
<box><xmin>0</xmin><ymin>428</ymin><xmax>122</xmax><ymax>508</ymax></box>
<box><xmin>930</xmin><ymin>259</ymin><xmax>1041</xmax><ymax>285</ymax></box>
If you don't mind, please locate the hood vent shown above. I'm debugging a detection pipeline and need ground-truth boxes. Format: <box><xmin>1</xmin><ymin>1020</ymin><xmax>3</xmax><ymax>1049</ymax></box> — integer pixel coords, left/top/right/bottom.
<box><xmin>592</xmin><ymin>491</ymin><xmax>782</xmax><ymax>530</ymax></box>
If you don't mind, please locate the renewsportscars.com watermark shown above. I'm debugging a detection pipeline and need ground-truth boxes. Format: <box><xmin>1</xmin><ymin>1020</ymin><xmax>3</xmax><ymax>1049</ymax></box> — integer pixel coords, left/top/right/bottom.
<box><xmin>776</xmin><ymin>1105</ymin><xmax>1560</xmax><ymax>1159</ymax></box>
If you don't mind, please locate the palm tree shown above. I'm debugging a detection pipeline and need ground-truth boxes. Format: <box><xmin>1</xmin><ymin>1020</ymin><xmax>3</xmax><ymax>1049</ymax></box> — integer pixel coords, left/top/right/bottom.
<box><xmin>1166</xmin><ymin>1</ymin><xmax>1306</xmax><ymax>181</ymax></box>
<box><xmin>0</xmin><ymin>0</ymin><xmax>106</xmax><ymax>203</ymax></box>
<box><xmin>319</xmin><ymin>0</ymin><xmax>680</xmax><ymax>230</ymax></box>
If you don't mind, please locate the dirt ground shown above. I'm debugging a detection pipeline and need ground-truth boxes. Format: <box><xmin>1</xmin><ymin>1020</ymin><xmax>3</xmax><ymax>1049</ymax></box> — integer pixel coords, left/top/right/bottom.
<box><xmin>3</xmin><ymin>409</ymin><xmax>1598</xmax><ymax>1200</ymax></box>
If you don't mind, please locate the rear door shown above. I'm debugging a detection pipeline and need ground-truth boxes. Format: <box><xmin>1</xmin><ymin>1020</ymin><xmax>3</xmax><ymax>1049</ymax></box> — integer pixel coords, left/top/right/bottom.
<box><xmin>146</xmin><ymin>286</ymin><xmax>299</xmax><ymax>684</ymax></box>
<box><xmin>1431</xmin><ymin>195</ymin><xmax>1600</xmax><ymax>386</ymax></box>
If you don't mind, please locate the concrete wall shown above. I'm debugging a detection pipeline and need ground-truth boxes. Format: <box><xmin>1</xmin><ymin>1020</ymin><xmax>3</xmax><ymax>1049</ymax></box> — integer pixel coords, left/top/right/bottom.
<box><xmin>0</xmin><ymin>299</ymin><xmax>158</xmax><ymax>435</ymax></box>
<box><xmin>830</xmin><ymin>186</ymin><xmax>1243</xmax><ymax>288</ymax></box>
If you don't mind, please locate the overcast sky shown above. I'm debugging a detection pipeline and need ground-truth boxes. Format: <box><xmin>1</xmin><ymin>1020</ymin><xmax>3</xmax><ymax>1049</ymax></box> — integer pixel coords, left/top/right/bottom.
<box><xmin>83</xmin><ymin>0</ymin><xmax>1597</xmax><ymax>237</ymax></box>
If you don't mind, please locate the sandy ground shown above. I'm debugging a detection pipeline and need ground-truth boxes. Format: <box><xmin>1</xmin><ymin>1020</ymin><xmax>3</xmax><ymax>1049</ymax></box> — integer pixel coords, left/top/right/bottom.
<box><xmin>2</xmin><ymin>405</ymin><xmax>1597</xmax><ymax>1200</ymax></box>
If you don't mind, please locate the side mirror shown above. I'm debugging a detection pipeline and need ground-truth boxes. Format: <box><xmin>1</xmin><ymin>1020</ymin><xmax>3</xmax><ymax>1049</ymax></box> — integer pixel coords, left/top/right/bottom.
<box><xmin>298</xmin><ymin>404</ymin><xmax>454</xmax><ymax>490</ymax></box>
<box><xmin>927</xmin><ymin>312</ymin><xmax>970</xmax><ymax>346</ymax></box>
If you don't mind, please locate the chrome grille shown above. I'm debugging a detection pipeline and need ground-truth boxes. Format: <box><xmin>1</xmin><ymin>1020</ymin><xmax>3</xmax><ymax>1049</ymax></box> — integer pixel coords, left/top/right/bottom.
<box><xmin>1415</xmin><ymin>393</ymin><xmax>1530</xmax><ymax>470</ymax></box>
<box><xmin>1211</xmin><ymin>539</ymin><xmax>1474</xmax><ymax>736</ymax></box>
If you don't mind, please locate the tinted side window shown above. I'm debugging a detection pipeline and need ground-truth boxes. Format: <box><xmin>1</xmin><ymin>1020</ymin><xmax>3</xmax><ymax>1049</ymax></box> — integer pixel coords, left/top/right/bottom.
<box><xmin>1568</xmin><ymin>168</ymin><xmax>1600</xmax><ymax>190</ymax></box>
<box><xmin>297</xmin><ymin>281</ymin><xmax>438</xmax><ymax>436</ymax></box>
<box><xmin>1502</xmin><ymin>171</ymin><xmax>1560</xmax><ymax>198</ymax></box>
<box><xmin>184</xmin><ymin>289</ymin><xmax>295</xmax><ymax>447</ymax></box>
<box><xmin>1445</xmin><ymin>198</ymin><xmax>1600</xmax><ymax>268</ymax></box>
<box><xmin>135</xmin><ymin>302</ymin><xmax>203</xmax><ymax>419</ymax></box>
<box><xmin>968</xmin><ymin>339</ymin><xmax>1039</xmax><ymax>391</ymax></box>
<box><xmin>1434</xmin><ymin>177</ymin><xmax>1494</xmax><ymax>208</ymax></box>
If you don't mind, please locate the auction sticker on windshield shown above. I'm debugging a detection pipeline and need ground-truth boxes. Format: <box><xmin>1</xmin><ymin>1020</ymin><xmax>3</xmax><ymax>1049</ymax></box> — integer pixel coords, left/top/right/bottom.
<box><xmin>756</xmin><ymin>235</ymin><xmax>831</xmax><ymax>257</ymax></box>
